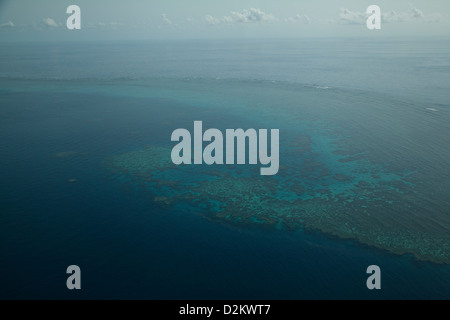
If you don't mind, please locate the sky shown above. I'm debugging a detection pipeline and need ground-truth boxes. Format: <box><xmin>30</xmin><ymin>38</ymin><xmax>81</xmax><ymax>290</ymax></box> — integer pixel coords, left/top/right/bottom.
<box><xmin>1</xmin><ymin>0</ymin><xmax>449</xmax><ymax>41</ymax></box>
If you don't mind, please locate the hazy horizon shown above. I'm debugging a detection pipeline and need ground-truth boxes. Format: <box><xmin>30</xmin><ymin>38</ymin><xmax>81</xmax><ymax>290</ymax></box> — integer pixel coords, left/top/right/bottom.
<box><xmin>1</xmin><ymin>0</ymin><xmax>450</xmax><ymax>42</ymax></box>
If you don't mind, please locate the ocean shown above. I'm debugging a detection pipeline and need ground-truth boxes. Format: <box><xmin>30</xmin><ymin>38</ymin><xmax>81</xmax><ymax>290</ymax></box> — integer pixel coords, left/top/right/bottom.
<box><xmin>0</xmin><ymin>38</ymin><xmax>449</xmax><ymax>299</ymax></box>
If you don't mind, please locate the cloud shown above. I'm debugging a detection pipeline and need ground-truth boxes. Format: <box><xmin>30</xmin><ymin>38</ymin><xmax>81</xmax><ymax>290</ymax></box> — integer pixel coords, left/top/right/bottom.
<box><xmin>205</xmin><ymin>15</ymin><xmax>220</xmax><ymax>26</ymax></box>
<box><xmin>410</xmin><ymin>7</ymin><xmax>424</xmax><ymax>19</ymax></box>
<box><xmin>161</xmin><ymin>13</ymin><xmax>172</xmax><ymax>25</ymax></box>
<box><xmin>43</xmin><ymin>18</ymin><xmax>58</xmax><ymax>28</ymax></box>
<box><xmin>339</xmin><ymin>7</ymin><xmax>441</xmax><ymax>25</ymax></box>
<box><xmin>96</xmin><ymin>22</ymin><xmax>125</xmax><ymax>29</ymax></box>
<box><xmin>382</xmin><ymin>7</ymin><xmax>440</xmax><ymax>23</ymax></box>
<box><xmin>205</xmin><ymin>8</ymin><xmax>276</xmax><ymax>26</ymax></box>
<box><xmin>339</xmin><ymin>8</ymin><xmax>367</xmax><ymax>24</ymax></box>
<box><xmin>227</xmin><ymin>8</ymin><xmax>275</xmax><ymax>23</ymax></box>
<box><xmin>286</xmin><ymin>14</ymin><xmax>311</xmax><ymax>24</ymax></box>
<box><xmin>222</xmin><ymin>16</ymin><xmax>234</xmax><ymax>24</ymax></box>
<box><xmin>0</xmin><ymin>21</ymin><xmax>15</xmax><ymax>28</ymax></box>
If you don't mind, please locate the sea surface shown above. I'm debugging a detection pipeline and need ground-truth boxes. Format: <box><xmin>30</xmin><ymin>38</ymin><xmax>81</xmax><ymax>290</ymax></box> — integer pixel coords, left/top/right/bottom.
<box><xmin>0</xmin><ymin>38</ymin><xmax>449</xmax><ymax>299</ymax></box>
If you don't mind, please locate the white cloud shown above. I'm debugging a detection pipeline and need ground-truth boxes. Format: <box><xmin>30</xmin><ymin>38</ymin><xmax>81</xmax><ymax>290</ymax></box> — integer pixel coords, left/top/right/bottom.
<box><xmin>222</xmin><ymin>16</ymin><xmax>234</xmax><ymax>24</ymax></box>
<box><xmin>339</xmin><ymin>7</ymin><xmax>441</xmax><ymax>25</ymax></box>
<box><xmin>161</xmin><ymin>13</ymin><xmax>172</xmax><ymax>25</ymax></box>
<box><xmin>204</xmin><ymin>8</ymin><xmax>276</xmax><ymax>26</ymax></box>
<box><xmin>339</xmin><ymin>8</ymin><xmax>366</xmax><ymax>25</ymax></box>
<box><xmin>382</xmin><ymin>7</ymin><xmax>440</xmax><ymax>23</ymax></box>
<box><xmin>0</xmin><ymin>21</ymin><xmax>15</xmax><ymax>28</ymax></box>
<box><xmin>227</xmin><ymin>8</ymin><xmax>275</xmax><ymax>23</ymax></box>
<box><xmin>205</xmin><ymin>15</ymin><xmax>220</xmax><ymax>26</ymax></box>
<box><xmin>410</xmin><ymin>7</ymin><xmax>424</xmax><ymax>19</ymax></box>
<box><xmin>43</xmin><ymin>18</ymin><xmax>58</xmax><ymax>28</ymax></box>
<box><xmin>286</xmin><ymin>14</ymin><xmax>311</xmax><ymax>24</ymax></box>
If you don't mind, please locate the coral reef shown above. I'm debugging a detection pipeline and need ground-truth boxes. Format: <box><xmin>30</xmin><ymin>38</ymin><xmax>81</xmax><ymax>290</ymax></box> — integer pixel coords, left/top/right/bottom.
<box><xmin>105</xmin><ymin>142</ymin><xmax>449</xmax><ymax>264</ymax></box>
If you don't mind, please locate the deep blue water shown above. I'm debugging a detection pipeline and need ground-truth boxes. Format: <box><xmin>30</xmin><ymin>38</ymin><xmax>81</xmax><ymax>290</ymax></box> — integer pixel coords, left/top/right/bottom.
<box><xmin>0</xmin><ymin>39</ymin><xmax>449</xmax><ymax>299</ymax></box>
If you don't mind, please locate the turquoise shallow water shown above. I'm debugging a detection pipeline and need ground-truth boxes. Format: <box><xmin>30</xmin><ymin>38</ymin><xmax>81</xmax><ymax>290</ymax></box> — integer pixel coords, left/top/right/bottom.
<box><xmin>0</xmin><ymin>39</ymin><xmax>449</xmax><ymax>299</ymax></box>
